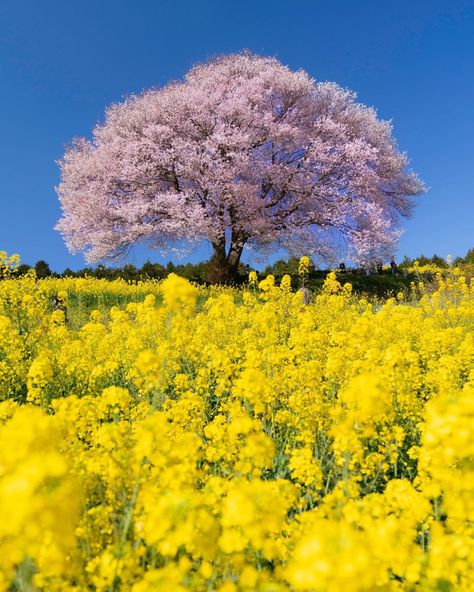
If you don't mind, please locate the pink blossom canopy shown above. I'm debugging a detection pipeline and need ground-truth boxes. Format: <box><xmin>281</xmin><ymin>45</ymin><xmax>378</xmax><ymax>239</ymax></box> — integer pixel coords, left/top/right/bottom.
<box><xmin>56</xmin><ymin>53</ymin><xmax>424</xmax><ymax>266</ymax></box>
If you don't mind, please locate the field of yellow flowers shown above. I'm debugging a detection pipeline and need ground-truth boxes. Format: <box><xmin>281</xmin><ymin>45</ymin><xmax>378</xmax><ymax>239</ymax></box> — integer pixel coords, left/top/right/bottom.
<box><xmin>0</xmin><ymin>251</ymin><xmax>473</xmax><ymax>591</ymax></box>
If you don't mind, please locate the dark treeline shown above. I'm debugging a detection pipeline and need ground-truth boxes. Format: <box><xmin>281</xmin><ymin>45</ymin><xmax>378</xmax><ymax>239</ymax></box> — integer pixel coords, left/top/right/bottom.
<box><xmin>16</xmin><ymin>260</ymin><xmax>210</xmax><ymax>282</ymax></box>
<box><xmin>399</xmin><ymin>248</ymin><xmax>474</xmax><ymax>269</ymax></box>
<box><xmin>16</xmin><ymin>248</ymin><xmax>474</xmax><ymax>280</ymax></box>
<box><xmin>13</xmin><ymin>247</ymin><xmax>474</xmax><ymax>287</ymax></box>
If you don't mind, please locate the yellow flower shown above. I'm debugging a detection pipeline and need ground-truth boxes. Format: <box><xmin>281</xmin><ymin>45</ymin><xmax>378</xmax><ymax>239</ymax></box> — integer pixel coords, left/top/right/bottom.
<box><xmin>298</xmin><ymin>255</ymin><xmax>311</xmax><ymax>276</ymax></box>
<box><xmin>0</xmin><ymin>258</ymin><xmax>472</xmax><ymax>588</ymax></box>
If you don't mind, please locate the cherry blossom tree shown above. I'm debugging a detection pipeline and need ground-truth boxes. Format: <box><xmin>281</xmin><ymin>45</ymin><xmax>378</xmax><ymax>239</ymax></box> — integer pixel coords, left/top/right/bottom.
<box><xmin>56</xmin><ymin>52</ymin><xmax>424</xmax><ymax>281</ymax></box>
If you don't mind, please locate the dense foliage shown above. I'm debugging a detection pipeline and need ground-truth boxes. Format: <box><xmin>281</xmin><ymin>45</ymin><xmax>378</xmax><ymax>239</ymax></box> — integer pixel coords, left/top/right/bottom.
<box><xmin>12</xmin><ymin>247</ymin><xmax>474</xmax><ymax>298</ymax></box>
<box><xmin>0</xmin><ymin>250</ymin><xmax>472</xmax><ymax>591</ymax></box>
<box><xmin>15</xmin><ymin>257</ymin><xmax>416</xmax><ymax>296</ymax></box>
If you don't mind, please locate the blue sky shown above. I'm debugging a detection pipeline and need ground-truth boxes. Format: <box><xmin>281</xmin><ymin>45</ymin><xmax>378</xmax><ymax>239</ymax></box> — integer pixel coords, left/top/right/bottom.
<box><xmin>1</xmin><ymin>0</ymin><xmax>473</xmax><ymax>271</ymax></box>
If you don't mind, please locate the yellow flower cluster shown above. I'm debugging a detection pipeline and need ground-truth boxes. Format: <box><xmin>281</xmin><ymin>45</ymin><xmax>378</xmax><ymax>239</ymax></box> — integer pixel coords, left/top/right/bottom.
<box><xmin>0</xmin><ymin>262</ymin><xmax>473</xmax><ymax>590</ymax></box>
<box><xmin>298</xmin><ymin>255</ymin><xmax>311</xmax><ymax>276</ymax></box>
<box><xmin>0</xmin><ymin>251</ymin><xmax>20</xmax><ymax>277</ymax></box>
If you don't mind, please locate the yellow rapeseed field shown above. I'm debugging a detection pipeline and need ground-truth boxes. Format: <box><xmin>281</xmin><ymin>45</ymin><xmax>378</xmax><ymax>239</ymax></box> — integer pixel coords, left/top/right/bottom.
<box><xmin>0</xmin><ymin>251</ymin><xmax>473</xmax><ymax>591</ymax></box>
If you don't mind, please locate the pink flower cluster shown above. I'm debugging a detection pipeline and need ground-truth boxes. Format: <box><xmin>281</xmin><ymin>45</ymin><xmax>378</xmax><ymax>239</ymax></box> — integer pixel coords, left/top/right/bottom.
<box><xmin>56</xmin><ymin>53</ymin><xmax>424</xmax><ymax>265</ymax></box>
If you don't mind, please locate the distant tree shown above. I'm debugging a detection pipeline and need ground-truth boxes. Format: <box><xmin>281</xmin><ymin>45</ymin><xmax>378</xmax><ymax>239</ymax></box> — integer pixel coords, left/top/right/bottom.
<box><xmin>263</xmin><ymin>257</ymin><xmax>300</xmax><ymax>277</ymax></box>
<box><xmin>76</xmin><ymin>266</ymin><xmax>94</xmax><ymax>278</ymax></box>
<box><xmin>56</xmin><ymin>53</ymin><xmax>424</xmax><ymax>282</ymax></box>
<box><xmin>453</xmin><ymin>248</ymin><xmax>474</xmax><ymax>267</ymax></box>
<box><xmin>193</xmin><ymin>262</ymin><xmax>210</xmax><ymax>280</ymax></box>
<box><xmin>17</xmin><ymin>263</ymin><xmax>32</xmax><ymax>276</ymax></box>
<box><xmin>430</xmin><ymin>254</ymin><xmax>448</xmax><ymax>268</ymax></box>
<box><xmin>35</xmin><ymin>260</ymin><xmax>52</xmax><ymax>278</ymax></box>
<box><xmin>400</xmin><ymin>253</ymin><xmax>452</xmax><ymax>269</ymax></box>
<box><xmin>93</xmin><ymin>264</ymin><xmax>108</xmax><ymax>279</ymax></box>
<box><xmin>121</xmin><ymin>264</ymin><xmax>138</xmax><ymax>282</ymax></box>
<box><xmin>140</xmin><ymin>261</ymin><xmax>167</xmax><ymax>280</ymax></box>
<box><xmin>462</xmin><ymin>248</ymin><xmax>474</xmax><ymax>265</ymax></box>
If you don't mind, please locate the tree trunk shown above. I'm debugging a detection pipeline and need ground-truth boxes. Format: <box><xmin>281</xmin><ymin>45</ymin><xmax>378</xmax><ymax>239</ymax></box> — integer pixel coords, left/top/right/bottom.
<box><xmin>208</xmin><ymin>235</ymin><xmax>245</xmax><ymax>284</ymax></box>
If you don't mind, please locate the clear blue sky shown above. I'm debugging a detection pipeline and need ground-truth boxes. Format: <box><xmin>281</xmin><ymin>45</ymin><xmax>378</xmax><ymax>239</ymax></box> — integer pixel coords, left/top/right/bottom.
<box><xmin>1</xmin><ymin>0</ymin><xmax>473</xmax><ymax>271</ymax></box>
